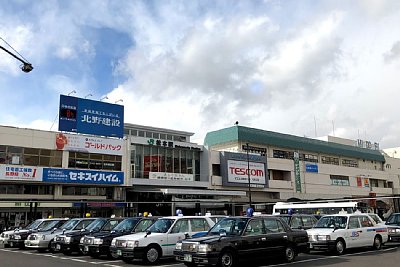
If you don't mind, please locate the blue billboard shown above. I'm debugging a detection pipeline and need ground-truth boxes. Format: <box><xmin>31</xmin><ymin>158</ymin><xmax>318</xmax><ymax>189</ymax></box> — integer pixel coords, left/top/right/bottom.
<box><xmin>43</xmin><ymin>168</ymin><xmax>124</xmax><ymax>185</ymax></box>
<box><xmin>305</xmin><ymin>163</ymin><xmax>318</xmax><ymax>173</ymax></box>
<box><xmin>58</xmin><ymin>95</ymin><xmax>124</xmax><ymax>138</ymax></box>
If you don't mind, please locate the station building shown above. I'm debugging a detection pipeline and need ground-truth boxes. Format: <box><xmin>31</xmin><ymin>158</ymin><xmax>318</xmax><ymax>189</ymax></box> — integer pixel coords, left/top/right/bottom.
<box><xmin>204</xmin><ymin>125</ymin><xmax>400</xmax><ymax>214</ymax></box>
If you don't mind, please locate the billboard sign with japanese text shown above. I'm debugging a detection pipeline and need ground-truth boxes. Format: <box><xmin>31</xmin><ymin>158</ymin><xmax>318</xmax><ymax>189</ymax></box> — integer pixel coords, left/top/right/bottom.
<box><xmin>43</xmin><ymin>168</ymin><xmax>124</xmax><ymax>185</ymax></box>
<box><xmin>58</xmin><ymin>95</ymin><xmax>124</xmax><ymax>138</ymax></box>
<box><xmin>55</xmin><ymin>133</ymin><xmax>123</xmax><ymax>156</ymax></box>
<box><xmin>0</xmin><ymin>165</ymin><xmax>43</xmax><ymax>182</ymax></box>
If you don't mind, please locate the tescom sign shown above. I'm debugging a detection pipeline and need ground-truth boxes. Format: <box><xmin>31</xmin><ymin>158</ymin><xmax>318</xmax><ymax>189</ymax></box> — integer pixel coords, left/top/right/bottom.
<box><xmin>220</xmin><ymin>151</ymin><xmax>268</xmax><ymax>188</ymax></box>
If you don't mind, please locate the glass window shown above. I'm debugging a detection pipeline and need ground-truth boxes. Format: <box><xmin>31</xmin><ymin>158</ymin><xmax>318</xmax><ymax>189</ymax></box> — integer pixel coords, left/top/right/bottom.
<box><xmin>348</xmin><ymin>217</ymin><xmax>360</xmax><ymax>229</ymax></box>
<box><xmin>264</xmin><ymin>218</ymin><xmax>285</xmax><ymax>233</ymax></box>
<box><xmin>138</xmin><ymin>131</ymin><xmax>145</xmax><ymax>137</ymax></box>
<box><xmin>170</xmin><ymin>219</ymin><xmax>189</xmax><ymax>233</ymax></box>
<box><xmin>23</xmin><ymin>155</ymin><xmax>39</xmax><ymax>165</ymax></box>
<box><xmin>190</xmin><ymin>219</ymin><xmax>209</xmax><ymax>232</ymax></box>
<box><xmin>359</xmin><ymin>216</ymin><xmax>373</xmax><ymax>227</ymax></box>
<box><xmin>244</xmin><ymin>219</ymin><xmax>264</xmax><ymax>236</ymax></box>
<box><xmin>290</xmin><ymin>216</ymin><xmax>303</xmax><ymax>228</ymax></box>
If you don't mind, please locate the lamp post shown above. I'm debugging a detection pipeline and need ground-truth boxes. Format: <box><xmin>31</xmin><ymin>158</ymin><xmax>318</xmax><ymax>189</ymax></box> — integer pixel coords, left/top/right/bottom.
<box><xmin>0</xmin><ymin>43</ymin><xmax>33</xmax><ymax>73</ymax></box>
<box><xmin>246</xmin><ymin>143</ymin><xmax>252</xmax><ymax>209</ymax></box>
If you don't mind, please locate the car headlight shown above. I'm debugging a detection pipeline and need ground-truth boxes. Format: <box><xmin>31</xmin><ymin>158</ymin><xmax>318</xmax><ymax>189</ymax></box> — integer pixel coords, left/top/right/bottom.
<box><xmin>111</xmin><ymin>239</ymin><xmax>116</xmax><ymax>247</ymax></box>
<box><xmin>198</xmin><ymin>244</ymin><xmax>212</xmax><ymax>253</ymax></box>
<box><xmin>127</xmin><ymin>240</ymin><xmax>139</xmax><ymax>248</ymax></box>
<box><xmin>93</xmin><ymin>238</ymin><xmax>103</xmax><ymax>245</ymax></box>
<box><xmin>317</xmin><ymin>235</ymin><xmax>331</xmax><ymax>241</ymax></box>
<box><xmin>389</xmin><ymin>228</ymin><xmax>396</xmax><ymax>233</ymax></box>
<box><xmin>65</xmin><ymin>237</ymin><xmax>72</xmax><ymax>244</ymax></box>
<box><xmin>14</xmin><ymin>235</ymin><xmax>21</xmax><ymax>240</ymax></box>
<box><xmin>175</xmin><ymin>242</ymin><xmax>182</xmax><ymax>250</ymax></box>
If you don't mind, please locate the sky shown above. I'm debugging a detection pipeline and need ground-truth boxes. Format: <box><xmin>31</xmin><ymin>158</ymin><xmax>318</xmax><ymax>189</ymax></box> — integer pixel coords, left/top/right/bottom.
<box><xmin>1</xmin><ymin>0</ymin><xmax>400</xmax><ymax>149</ymax></box>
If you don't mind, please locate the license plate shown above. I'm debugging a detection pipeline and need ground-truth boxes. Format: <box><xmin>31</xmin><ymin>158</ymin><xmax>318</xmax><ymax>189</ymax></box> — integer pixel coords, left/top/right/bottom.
<box><xmin>117</xmin><ymin>249</ymin><xmax>122</xmax><ymax>256</ymax></box>
<box><xmin>56</xmin><ymin>244</ymin><xmax>61</xmax><ymax>250</ymax></box>
<box><xmin>84</xmin><ymin>246</ymin><xmax>88</xmax><ymax>252</ymax></box>
<box><xmin>184</xmin><ymin>254</ymin><xmax>192</xmax><ymax>262</ymax></box>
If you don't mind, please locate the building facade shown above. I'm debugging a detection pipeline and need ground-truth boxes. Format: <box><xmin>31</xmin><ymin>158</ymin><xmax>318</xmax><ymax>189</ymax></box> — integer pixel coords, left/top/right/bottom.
<box><xmin>204</xmin><ymin>125</ymin><xmax>400</xmax><ymax>214</ymax></box>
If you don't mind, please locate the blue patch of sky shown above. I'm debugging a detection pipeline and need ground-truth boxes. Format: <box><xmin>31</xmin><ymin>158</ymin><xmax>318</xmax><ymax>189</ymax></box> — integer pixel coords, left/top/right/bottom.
<box><xmin>249</xmin><ymin>79</ymin><xmax>264</xmax><ymax>94</ymax></box>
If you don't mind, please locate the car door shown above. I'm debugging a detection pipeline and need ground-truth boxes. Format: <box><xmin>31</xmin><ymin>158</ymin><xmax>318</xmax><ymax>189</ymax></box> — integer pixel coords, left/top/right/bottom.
<box><xmin>166</xmin><ymin>219</ymin><xmax>189</xmax><ymax>255</ymax></box>
<box><xmin>242</xmin><ymin>218</ymin><xmax>266</xmax><ymax>260</ymax></box>
<box><xmin>262</xmin><ymin>218</ymin><xmax>287</xmax><ymax>255</ymax></box>
<box><xmin>347</xmin><ymin>216</ymin><xmax>362</xmax><ymax>247</ymax></box>
<box><xmin>358</xmin><ymin>215</ymin><xmax>375</xmax><ymax>247</ymax></box>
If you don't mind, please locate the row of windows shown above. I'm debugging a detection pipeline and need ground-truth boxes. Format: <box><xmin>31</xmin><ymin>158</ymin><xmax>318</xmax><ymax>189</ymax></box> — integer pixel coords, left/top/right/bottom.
<box><xmin>0</xmin><ymin>184</ymin><xmax>113</xmax><ymax>198</ymax></box>
<box><xmin>124</xmin><ymin>129</ymin><xmax>187</xmax><ymax>142</ymax></box>
<box><xmin>321</xmin><ymin>156</ymin><xmax>339</xmax><ymax>165</ymax></box>
<box><xmin>0</xmin><ymin>145</ymin><xmax>62</xmax><ymax>167</ymax></box>
<box><xmin>0</xmin><ymin>185</ymin><xmax>54</xmax><ymax>195</ymax></box>
<box><xmin>131</xmin><ymin>145</ymin><xmax>201</xmax><ymax>180</ymax></box>
<box><xmin>68</xmin><ymin>152</ymin><xmax>122</xmax><ymax>171</ymax></box>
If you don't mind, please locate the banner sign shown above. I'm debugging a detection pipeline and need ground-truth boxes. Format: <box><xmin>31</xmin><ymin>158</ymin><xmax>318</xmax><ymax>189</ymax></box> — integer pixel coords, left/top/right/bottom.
<box><xmin>294</xmin><ymin>152</ymin><xmax>302</xmax><ymax>192</ymax></box>
<box><xmin>364</xmin><ymin>178</ymin><xmax>370</xmax><ymax>188</ymax></box>
<box><xmin>305</xmin><ymin>163</ymin><xmax>318</xmax><ymax>173</ymax></box>
<box><xmin>55</xmin><ymin>133</ymin><xmax>123</xmax><ymax>156</ymax></box>
<box><xmin>58</xmin><ymin>95</ymin><xmax>124</xmax><ymax>138</ymax></box>
<box><xmin>356</xmin><ymin>177</ymin><xmax>362</xmax><ymax>187</ymax></box>
<box><xmin>149</xmin><ymin>172</ymin><xmax>194</xmax><ymax>182</ymax></box>
<box><xmin>0</xmin><ymin>165</ymin><xmax>43</xmax><ymax>182</ymax></box>
<box><xmin>220</xmin><ymin>151</ymin><xmax>268</xmax><ymax>188</ymax></box>
<box><xmin>43</xmin><ymin>168</ymin><xmax>124</xmax><ymax>185</ymax></box>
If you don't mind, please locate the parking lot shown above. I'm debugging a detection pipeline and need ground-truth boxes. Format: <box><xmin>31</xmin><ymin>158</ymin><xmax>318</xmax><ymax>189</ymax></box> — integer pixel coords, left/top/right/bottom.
<box><xmin>0</xmin><ymin>243</ymin><xmax>399</xmax><ymax>267</ymax></box>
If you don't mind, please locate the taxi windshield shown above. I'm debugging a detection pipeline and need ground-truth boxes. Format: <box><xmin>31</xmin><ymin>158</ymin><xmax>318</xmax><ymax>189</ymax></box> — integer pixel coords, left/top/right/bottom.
<box><xmin>60</xmin><ymin>219</ymin><xmax>80</xmax><ymax>230</ymax></box>
<box><xmin>113</xmin><ymin>218</ymin><xmax>140</xmax><ymax>232</ymax></box>
<box><xmin>85</xmin><ymin>219</ymin><xmax>105</xmax><ymax>231</ymax></box>
<box><xmin>41</xmin><ymin>220</ymin><xmax>62</xmax><ymax>231</ymax></box>
<box><xmin>101</xmin><ymin>219</ymin><xmax>121</xmax><ymax>231</ymax></box>
<box><xmin>209</xmin><ymin>218</ymin><xmax>248</xmax><ymax>236</ymax></box>
<box><xmin>27</xmin><ymin>220</ymin><xmax>43</xmax><ymax>230</ymax></box>
<box><xmin>133</xmin><ymin>219</ymin><xmax>155</xmax><ymax>233</ymax></box>
<box><xmin>146</xmin><ymin>219</ymin><xmax>175</xmax><ymax>233</ymax></box>
<box><xmin>314</xmin><ymin>216</ymin><xmax>347</xmax><ymax>229</ymax></box>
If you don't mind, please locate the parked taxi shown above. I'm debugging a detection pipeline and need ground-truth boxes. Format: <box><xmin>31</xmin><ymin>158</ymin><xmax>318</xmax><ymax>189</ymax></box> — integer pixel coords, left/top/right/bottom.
<box><xmin>307</xmin><ymin>213</ymin><xmax>388</xmax><ymax>255</ymax></box>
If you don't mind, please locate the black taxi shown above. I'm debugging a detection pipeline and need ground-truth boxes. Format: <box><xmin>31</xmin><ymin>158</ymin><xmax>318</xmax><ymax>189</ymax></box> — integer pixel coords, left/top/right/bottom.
<box><xmin>174</xmin><ymin>216</ymin><xmax>308</xmax><ymax>267</ymax></box>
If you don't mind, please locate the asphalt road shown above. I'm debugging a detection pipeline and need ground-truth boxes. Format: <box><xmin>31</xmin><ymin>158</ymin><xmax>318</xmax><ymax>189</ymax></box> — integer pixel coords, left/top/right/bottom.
<box><xmin>0</xmin><ymin>244</ymin><xmax>399</xmax><ymax>267</ymax></box>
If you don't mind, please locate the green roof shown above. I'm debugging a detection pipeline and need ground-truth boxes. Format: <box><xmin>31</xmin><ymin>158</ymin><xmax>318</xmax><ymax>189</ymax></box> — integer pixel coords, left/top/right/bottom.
<box><xmin>204</xmin><ymin>126</ymin><xmax>385</xmax><ymax>162</ymax></box>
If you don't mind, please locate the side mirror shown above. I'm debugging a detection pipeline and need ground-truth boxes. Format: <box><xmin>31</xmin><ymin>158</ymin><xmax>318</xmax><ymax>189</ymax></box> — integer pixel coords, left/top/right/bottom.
<box><xmin>219</xmin><ymin>229</ymin><xmax>227</xmax><ymax>237</ymax></box>
<box><xmin>81</xmin><ymin>228</ymin><xmax>86</xmax><ymax>232</ymax></box>
<box><xmin>184</xmin><ymin>232</ymin><xmax>190</xmax><ymax>239</ymax></box>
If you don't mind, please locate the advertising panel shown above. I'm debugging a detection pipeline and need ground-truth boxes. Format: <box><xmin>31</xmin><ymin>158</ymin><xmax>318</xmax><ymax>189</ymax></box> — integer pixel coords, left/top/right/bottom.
<box><xmin>356</xmin><ymin>176</ymin><xmax>362</xmax><ymax>187</ymax></box>
<box><xmin>58</xmin><ymin>95</ymin><xmax>124</xmax><ymax>138</ymax></box>
<box><xmin>149</xmin><ymin>172</ymin><xmax>194</xmax><ymax>182</ymax></box>
<box><xmin>294</xmin><ymin>152</ymin><xmax>301</xmax><ymax>192</ymax></box>
<box><xmin>220</xmin><ymin>151</ymin><xmax>268</xmax><ymax>188</ymax></box>
<box><xmin>43</xmin><ymin>168</ymin><xmax>124</xmax><ymax>185</ymax></box>
<box><xmin>305</xmin><ymin>163</ymin><xmax>318</xmax><ymax>173</ymax></box>
<box><xmin>0</xmin><ymin>165</ymin><xmax>43</xmax><ymax>182</ymax></box>
<box><xmin>144</xmin><ymin>155</ymin><xmax>163</xmax><ymax>176</ymax></box>
<box><xmin>55</xmin><ymin>133</ymin><xmax>123</xmax><ymax>156</ymax></box>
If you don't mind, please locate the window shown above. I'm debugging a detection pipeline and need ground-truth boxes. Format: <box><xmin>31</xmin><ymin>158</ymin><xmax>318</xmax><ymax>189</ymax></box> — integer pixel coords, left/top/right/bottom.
<box><xmin>359</xmin><ymin>216</ymin><xmax>373</xmax><ymax>227</ymax></box>
<box><xmin>321</xmin><ymin>156</ymin><xmax>339</xmax><ymax>165</ymax></box>
<box><xmin>273</xmin><ymin>150</ymin><xmax>293</xmax><ymax>160</ymax></box>
<box><xmin>263</xmin><ymin>218</ymin><xmax>285</xmax><ymax>233</ymax></box>
<box><xmin>348</xmin><ymin>217</ymin><xmax>360</xmax><ymax>229</ymax></box>
<box><xmin>190</xmin><ymin>219</ymin><xmax>208</xmax><ymax>232</ymax></box>
<box><xmin>342</xmin><ymin>159</ymin><xmax>358</xmax><ymax>168</ymax></box>
<box><xmin>290</xmin><ymin>216</ymin><xmax>303</xmax><ymax>229</ymax></box>
<box><xmin>330</xmin><ymin>175</ymin><xmax>350</xmax><ymax>186</ymax></box>
<box><xmin>244</xmin><ymin>219</ymin><xmax>264</xmax><ymax>236</ymax></box>
<box><xmin>212</xmin><ymin>164</ymin><xmax>221</xmax><ymax>176</ymax></box>
<box><xmin>301</xmin><ymin>153</ymin><xmax>319</xmax><ymax>163</ymax></box>
<box><xmin>170</xmin><ymin>219</ymin><xmax>189</xmax><ymax>233</ymax></box>
<box><xmin>68</xmin><ymin>152</ymin><xmax>122</xmax><ymax>171</ymax></box>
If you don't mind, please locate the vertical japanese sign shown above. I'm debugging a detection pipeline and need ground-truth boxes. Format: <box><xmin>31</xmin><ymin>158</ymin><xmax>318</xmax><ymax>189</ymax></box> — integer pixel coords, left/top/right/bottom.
<box><xmin>294</xmin><ymin>151</ymin><xmax>301</xmax><ymax>192</ymax></box>
<box><xmin>356</xmin><ymin>176</ymin><xmax>362</xmax><ymax>187</ymax></box>
<box><xmin>58</xmin><ymin>95</ymin><xmax>124</xmax><ymax>138</ymax></box>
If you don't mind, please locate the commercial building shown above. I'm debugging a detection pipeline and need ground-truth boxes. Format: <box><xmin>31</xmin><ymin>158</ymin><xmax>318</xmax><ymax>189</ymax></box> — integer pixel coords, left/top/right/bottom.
<box><xmin>204</xmin><ymin>125</ymin><xmax>400</xmax><ymax>214</ymax></box>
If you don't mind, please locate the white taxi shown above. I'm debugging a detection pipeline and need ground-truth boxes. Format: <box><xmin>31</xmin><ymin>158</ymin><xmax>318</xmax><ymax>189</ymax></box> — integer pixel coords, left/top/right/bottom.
<box><xmin>109</xmin><ymin>216</ymin><xmax>215</xmax><ymax>264</ymax></box>
<box><xmin>307</xmin><ymin>213</ymin><xmax>388</xmax><ymax>255</ymax></box>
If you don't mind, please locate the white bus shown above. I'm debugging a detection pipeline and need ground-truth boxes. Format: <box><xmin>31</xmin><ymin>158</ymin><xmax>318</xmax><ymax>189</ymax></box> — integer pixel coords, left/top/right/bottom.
<box><xmin>272</xmin><ymin>201</ymin><xmax>368</xmax><ymax>216</ymax></box>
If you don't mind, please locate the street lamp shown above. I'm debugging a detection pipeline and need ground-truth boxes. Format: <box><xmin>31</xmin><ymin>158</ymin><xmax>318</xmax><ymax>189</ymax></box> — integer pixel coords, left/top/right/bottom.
<box><xmin>114</xmin><ymin>99</ymin><xmax>123</xmax><ymax>104</ymax></box>
<box><xmin>100</xmin><ymin>96</ymin><xmax>108</xmax><ymax>101</ymax></box>
<box><xmin>0</xmin><ymin>37</ymin><xmax>33</xmax><ymax>73</ymax></box>
<box><xmin>84</xmin><ymin>93</ymin><xmax>92</xmax><ymax>99</ymax></box>
<box><xmin>246</xmin><ymin>143</ymin><xmax>252</xmax><ymax>209</ymax></box>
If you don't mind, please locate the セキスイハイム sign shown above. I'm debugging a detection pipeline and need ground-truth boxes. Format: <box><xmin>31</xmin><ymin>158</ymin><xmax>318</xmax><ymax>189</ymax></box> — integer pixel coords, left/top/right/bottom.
<box><xmin>43</xmin><ymin>168</ymin><xmax>123</xmax><ymax>185</ymax></box>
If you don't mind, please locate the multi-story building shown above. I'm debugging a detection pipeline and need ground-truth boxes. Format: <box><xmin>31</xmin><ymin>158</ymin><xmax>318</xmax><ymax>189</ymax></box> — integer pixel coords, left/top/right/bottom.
<box><xmin>204</xmin><ymin>125</ymin><xmax>400</xmax><ymax>214</ymax></box>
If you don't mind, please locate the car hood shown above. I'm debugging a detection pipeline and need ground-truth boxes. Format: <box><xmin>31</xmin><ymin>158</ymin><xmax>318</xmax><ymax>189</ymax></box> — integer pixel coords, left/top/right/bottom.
<box><xmin>87</xmin><ymin>231</ymin><xmax>116</xmax><ymax>239</ymax></box>
<box><xmin>116</xmin><ymin>232</ymin><xmax>161</xmax><ymax>241</ymax></box>
<box><xmin>307</xmin><ymin>228</ymin><xmax>338</xmax><ymax>235</ymax></box>
<box><xmin>183</xmin><ymin>235</ymin><xmax>239</xmax><ymax>244</ymax></box>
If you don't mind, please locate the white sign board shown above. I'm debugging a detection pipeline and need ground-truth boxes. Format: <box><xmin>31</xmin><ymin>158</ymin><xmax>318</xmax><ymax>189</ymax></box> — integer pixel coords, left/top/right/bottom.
<box><xmin>149</xmin><ymin>172</ymin><xmax>194</xmax><ymax>182</ymax></box>
<box><xmin>0</xmin><ymin>165</ymin><xmax>43</xmax><ymax>182</ymax></box>
<box><xmin>227</xmin><ymin>160</ymin><xmax>266</xmax><ymax>185</ymax></box>
<box><xmin>56</xmin><ymin>133</ymin><xmax>123</xmax><ymax>156</ymax></box>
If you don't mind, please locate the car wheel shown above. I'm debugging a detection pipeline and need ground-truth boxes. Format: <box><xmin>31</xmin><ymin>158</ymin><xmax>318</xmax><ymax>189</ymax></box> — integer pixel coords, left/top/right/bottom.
<box><xmin>284</xmin><ymin>246</ymin><xmax>296</xmax><ymax>263</ymax></box>
<box><xmin>143</xmin><ymin>245</ymin><xmax>161</xmax><ymax>264</ymax></box>
<box><xmin>184</xmin><ymin>263</ymin><xmax>198</xmax><ymax>267</ymax></box>
<box><xmin>91</xmin><ymin>253</ymin><xmax>101</xmax><ymax>259</ymax></box>
<box><xmin>373</xmin><ymin>236</ymin><xmax>382</xmax><ymax>250</ymax></box>
<box><xmin>37</xmin><ymin>248</ymin><xmax>47</xmax><ymax>253</ymax></box>
<box><xmin>63</xmin><ymin>250</ymin><xmax>72</xmax><ymax>256</ymax></box>
<box><xmin>48</xmin><ymin>240</ymin><xmax>55</xmax><ymax>253</ymax></box>
<box><xmin>334</xmin><ymin>239</ymin><xmax>346</xmax><ymax>255</ymax></box>
<box><xmin>218</xmin><ymin>249</ymin><xmax>237</xmax><ymax>267</ymax></box>
<box><xmin>107</xmin><ymin>251</ymin><xmax>118</xmax><ymax>260</ymax></box>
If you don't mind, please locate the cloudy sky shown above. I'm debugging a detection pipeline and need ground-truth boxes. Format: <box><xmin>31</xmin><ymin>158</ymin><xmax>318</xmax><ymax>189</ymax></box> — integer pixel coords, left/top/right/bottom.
<box><xmin>1</xmin><ymin>0</ymin><xmax>400</xmax><ymax>148</ymax></box>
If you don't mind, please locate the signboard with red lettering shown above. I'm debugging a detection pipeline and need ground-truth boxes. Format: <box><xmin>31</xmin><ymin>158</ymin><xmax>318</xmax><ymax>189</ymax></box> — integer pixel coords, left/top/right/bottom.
<box><xmin>55</xmin><ymin>133</ymin><xmax>123</xmax><ymax>156</ymax></box>
<box><xmin>220</xmin><ymin>151</ymin><xmax>268</xmax><ymax>188</ymax></box>
<box><xmin>0</xmin><ymin>164</ymin><xmax>43</xmax><ymax>182</ymax></box>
